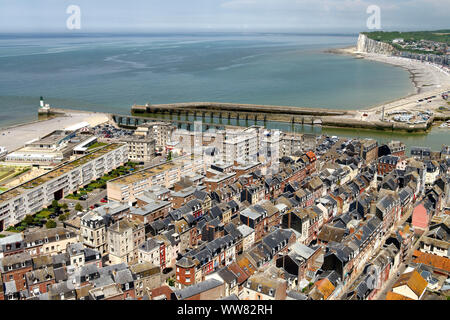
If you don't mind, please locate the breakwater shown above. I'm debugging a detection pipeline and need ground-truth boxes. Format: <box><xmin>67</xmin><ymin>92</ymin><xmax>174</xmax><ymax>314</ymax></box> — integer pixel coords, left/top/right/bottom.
<box><xmin>131</xmin><ymin>102</ymin><xmax>431</xmax><ymax>132</ymax></box>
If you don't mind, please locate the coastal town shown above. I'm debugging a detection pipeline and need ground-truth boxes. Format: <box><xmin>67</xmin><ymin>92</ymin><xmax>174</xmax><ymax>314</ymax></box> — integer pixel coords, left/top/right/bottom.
<box><xmin>0</xmin><ymin>105</ymin><xmax>449</xmax><ymax>301</ymax></box>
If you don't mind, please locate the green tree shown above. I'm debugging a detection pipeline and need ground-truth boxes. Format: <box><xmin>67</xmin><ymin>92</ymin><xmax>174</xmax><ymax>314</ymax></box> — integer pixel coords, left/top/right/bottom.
<box><xmin>23</xmin><ymin>214</ymin><xmax>34</xmax><ymax>225</ymax></box>
<box><xmin>58</xmin><ymin>214</ymin><xmax>68</xmax><ymax>222</ymax></box>
<box><xmin>62</xmin><ymin>203</ymin><xmax>68</xmax><ymax>210</ymax></box>
<box><xmin>75</xmin><ymin>203</ymin><xmax>83</xmax><ymax>212</ymax></box>
<box><xmin>167</xmin><ymin>278</ymin><xmax>175</xmax><ymax>287</ymax></box>
<box><xmin>167</xmin><ymin>151</ymin><xmax>173</xmax><ymax>161</ymax></box>
<box><xmin>46</xmin><ymin>219</ymin><xmax>57</xmax><ymax>229</ymax></box>
<box><xmin>51</xmin><ymin>200</ymin><xmax>59</xmax><ymax>209</ymax></box>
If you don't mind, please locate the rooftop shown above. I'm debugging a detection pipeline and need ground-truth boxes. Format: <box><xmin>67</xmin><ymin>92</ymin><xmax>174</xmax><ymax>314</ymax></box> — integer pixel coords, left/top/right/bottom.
<box><xmin>108</xmin><ymin>160</ymin><xmax>184</xmax><ymax>186</ymax></box>
<box><xmin>0</xmin><ymin>143</ymin><xmax>124</xmax><ymax>202</ymax></box>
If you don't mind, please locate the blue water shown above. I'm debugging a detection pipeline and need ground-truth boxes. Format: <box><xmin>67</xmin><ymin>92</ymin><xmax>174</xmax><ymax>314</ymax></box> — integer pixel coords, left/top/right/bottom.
<box><xmin>0</xmin><ymin>33</ymin><xmax>415</xmax><ymax>128</ymax></box>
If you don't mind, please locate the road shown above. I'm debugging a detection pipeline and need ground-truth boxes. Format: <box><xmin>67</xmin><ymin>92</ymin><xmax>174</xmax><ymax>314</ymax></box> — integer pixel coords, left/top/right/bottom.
<box><xmin>373</xmin><ymin>232</ymin><xmax>424</xmax><ymax>300</ymax></box>
<box><xmin>337</xmin><ymin>201</ymin><xmax>418</xmax><ymax>299</ymax></box>
<box><xmin>60</xmin><ymin>189</ymin><xmax>107</xmax><ymax>210</ymax></box>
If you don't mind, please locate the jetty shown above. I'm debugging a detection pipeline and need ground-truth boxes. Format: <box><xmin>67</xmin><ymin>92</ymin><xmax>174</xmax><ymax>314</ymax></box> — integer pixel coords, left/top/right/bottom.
<box><xmin>130</xmin><ymin>102</ymin><xmax>434</xmax><ymax>132</ymax></box>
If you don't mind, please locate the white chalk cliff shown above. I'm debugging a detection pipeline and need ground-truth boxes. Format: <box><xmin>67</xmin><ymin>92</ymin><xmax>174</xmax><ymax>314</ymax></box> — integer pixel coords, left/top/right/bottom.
<box><xmin>356</xmin><ymin>33</ymin><xmax>398</xmax><ymax>55</ymax></box>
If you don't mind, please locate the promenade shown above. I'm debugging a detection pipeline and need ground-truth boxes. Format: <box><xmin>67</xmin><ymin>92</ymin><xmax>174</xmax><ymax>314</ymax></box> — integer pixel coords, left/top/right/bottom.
<box><xmin>0</xmin><ymin>111</ymin><xmax>109</xmax><ymax>152</ymax></box>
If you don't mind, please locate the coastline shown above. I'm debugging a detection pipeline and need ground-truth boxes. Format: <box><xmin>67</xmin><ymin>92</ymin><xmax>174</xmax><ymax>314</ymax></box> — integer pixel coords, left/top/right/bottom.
<box><xmin>326</xmin><ymin>46</ymin><xmax>450</xmax><ymax>117</ymax></box>
<box><xmin>328</xmin><ymin>46</ymin><xmax>434</xmax><ymax>95</ymax></box>
<box><xmin>0</xmin><ymin>111</ymin><xmax>109</xmax><ymax>153</ymax></box>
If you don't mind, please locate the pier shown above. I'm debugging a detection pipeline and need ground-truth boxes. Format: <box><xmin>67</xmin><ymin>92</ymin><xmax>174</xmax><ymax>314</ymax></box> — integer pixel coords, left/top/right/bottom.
<box><xmin>130</xmin><ymin>102</ymin><xmax>433</xmax><ymax>132</ymax></box>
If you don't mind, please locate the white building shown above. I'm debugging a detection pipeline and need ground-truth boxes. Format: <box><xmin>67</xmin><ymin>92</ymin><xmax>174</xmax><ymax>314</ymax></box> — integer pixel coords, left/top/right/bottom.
<box><xmin>0</xmin><ymin>143</ymin><xmax>128</xmax><ymax>229</ymax></box>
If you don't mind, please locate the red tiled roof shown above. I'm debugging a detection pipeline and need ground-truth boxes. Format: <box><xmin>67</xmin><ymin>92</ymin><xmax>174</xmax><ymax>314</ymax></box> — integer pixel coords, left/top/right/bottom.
<box><xmin>150</xmin><ymin>285</ymin><xmax>173</xmax><ymax>300</ymax></box>
<box><xmin>315</xmin><ymin>278</ymin><xmax>335</xmax><ymax>300</ymax></box>
<box><xmin>306</xmin><ymin>151</ymin><xmax>317</xmax><ymax>162</ymax></box>
<box><xmin>386</xmin><ymin>291</ymin><xmax>413</xmax><ymax>300</ymax></box>
<box><xmin>413</xmin><ymin>251</ymin><xmax>450</xmax><ymax>273</ymax></box>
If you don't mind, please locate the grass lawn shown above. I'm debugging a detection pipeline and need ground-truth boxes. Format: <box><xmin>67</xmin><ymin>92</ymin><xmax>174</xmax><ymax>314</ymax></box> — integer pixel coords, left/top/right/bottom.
<box><xmin>88</xmin><ymin>142</ymin><xmax>108</xmax><ymax>150</ymax></box>
<box><xmin>36</xmin><ymin>210</ymin><xmax>52</xmax><ymax>219</ymax></box>
<box><xmin>66</xmin><ymin>194</ymin><xmax>81</xmax><ymax>200</ymax></box>
<box><xmin>0</xmin><ymin>165</ymin><xmax>31</xmax><ymax>184</ymax></box>
<box><xmin>65</xmin><ymin>164</ymin><xmax>135</xmax><ymax>200</ymax></box>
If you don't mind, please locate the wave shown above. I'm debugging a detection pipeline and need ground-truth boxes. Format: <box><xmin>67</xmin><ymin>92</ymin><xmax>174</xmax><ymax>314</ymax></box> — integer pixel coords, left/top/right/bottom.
<box><xmin>104</xmin><ymin>54</ymin><xmax>148</xmax><ymax>69</ymax></box>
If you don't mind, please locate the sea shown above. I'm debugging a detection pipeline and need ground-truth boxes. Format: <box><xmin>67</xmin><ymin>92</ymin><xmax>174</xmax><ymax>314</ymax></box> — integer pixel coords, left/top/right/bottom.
<box><xmin>0</xmin><ymin>32</ymin><xmax>447</xmax><ymax>150</ymax></box>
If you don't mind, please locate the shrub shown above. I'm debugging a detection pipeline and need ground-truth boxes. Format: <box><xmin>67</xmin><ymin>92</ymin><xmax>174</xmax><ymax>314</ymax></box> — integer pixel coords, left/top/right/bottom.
<box><xmin>75</xmin><ymin>203</ymin><xmax>83</xmax><ymax>212</ymax></box>
<box><xmin>46</xmin><ymin>219</ymin><xmax>57</xmax><ymax>229</ymax></box>
<box><xmin>167</xmin><ymin>278</ymin><xmax>175</xmax><ymax>287</ymax></box>
<box><xmin>23</xmin><ymin>215</ymin><xmax>34</xmax><ymax>225</ymax></box>
<box><xmin>6</xmin><ymin>226</ymin><xmax>17</xmax><ymax>232</ymax></box>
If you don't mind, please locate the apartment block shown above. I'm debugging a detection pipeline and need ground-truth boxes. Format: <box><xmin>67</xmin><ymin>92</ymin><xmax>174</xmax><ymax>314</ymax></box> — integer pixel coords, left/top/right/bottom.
<box><xmin>0</xmin><ymin>143</ymin><xmax>128</xmax><ymax>229</ymax></box>
<box><xmin>107</xmin><ymin>157</ymin><xmax>199</xmax><ymax>203</ymax></box>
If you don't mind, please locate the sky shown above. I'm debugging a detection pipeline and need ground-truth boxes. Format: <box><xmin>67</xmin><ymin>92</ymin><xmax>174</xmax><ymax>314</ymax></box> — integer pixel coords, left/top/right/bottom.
<box><xmin>0</xmin><ymin>0</ymin><xmax>448</xmax><ymax>33</ymax></box>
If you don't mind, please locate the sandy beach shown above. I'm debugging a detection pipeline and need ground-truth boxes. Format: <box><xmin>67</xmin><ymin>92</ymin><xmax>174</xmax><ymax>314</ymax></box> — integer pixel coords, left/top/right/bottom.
<box><xmin>329</xmin><ymin>46</ymin><xmax>450</xmax><ymax>120</ymax></box>
<box><xmin>0</xmin><ymin>111</ymin><xmax>109</xmax><ymax>153</ymax></box>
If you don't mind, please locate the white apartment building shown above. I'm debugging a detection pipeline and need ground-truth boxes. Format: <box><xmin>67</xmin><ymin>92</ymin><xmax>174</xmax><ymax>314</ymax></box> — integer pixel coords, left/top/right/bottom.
<box><xmin>138</xmin><ymin>238</ymin><xmax>164</xmax><ymax>267</ymax></box>
<box><xmin>221</xmin><ymin>128</ymin><xmax>258</xmax><ymax>164</ymax></box>
<box><xmin>135</xmin><ymin>122</ymin><xmax>176</xmax><ymax>151</ymax></box>
<box><xmin>107</xmin><ymin>156</ymin><xmax>201</xmax><ymax>203</ymax></box>
<box><xmin>107</xmin><ymin>218</ymin><xmax>145</xmax><ymax>265</ymax></box>
<box><xmin>121</xmin><ymin>134</ymin><xmax>156</xmax><ymax>163</ymax></box>
<box><xmin>0</xmin><ymin>143</ymin><xmax>128</xmax><ymax>230</ymax></box>
<box><xmin>80</xmin><ymin>211</ymin><xmax>108</xmax><ymax>255</ymax></box>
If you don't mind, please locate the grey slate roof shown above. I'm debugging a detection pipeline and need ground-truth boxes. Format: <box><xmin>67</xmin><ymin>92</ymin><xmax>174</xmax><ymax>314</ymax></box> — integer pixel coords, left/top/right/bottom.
<box><xmin>173</xmin><ymin>278</ymin><xmax>223</xmax><ymax>300</ymax></box>
<box><xmin>114</xmin><ymin>269</ymin><xmax>134</xmax><ymax>285</ymax></box>
<box><xmin>4</xmin><ymin>280</ymin><xmax>17</xmax><ymax>294</ymax></box>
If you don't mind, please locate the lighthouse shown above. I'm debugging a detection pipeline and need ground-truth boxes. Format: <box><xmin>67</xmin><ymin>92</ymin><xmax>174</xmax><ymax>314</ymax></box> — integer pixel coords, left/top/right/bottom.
<box><xmin>40</xmin><ymin>96</ymin><xmax>44</xmax><ymax>108</ymax></box>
